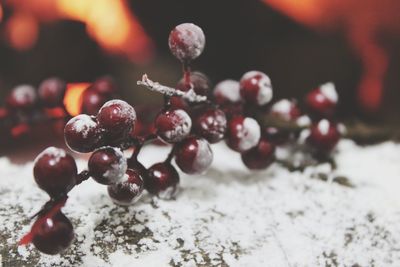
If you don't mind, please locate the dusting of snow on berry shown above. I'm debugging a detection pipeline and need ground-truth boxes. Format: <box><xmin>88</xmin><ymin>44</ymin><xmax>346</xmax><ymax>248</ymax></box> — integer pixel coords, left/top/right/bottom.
<box><xmin>163</xmin><ymin>109</ymin><xmax>192</xmax><ymax>142</ymax></box>
<box><xmin>320</xmin><ymin>82</ymin><xmax>338</xmax><ymax>103</ymax></box>
<box><xmin>238</xmin><ymin>118</ymin><xmax>261</xmax><ymax>151</ymax></box>
<box><xmin>102</xmin><ymin>147</ymin><xmax>127</xmax><ymax>181</ymax></box>
<box><xmin>256</xmin><ymin>77</ymin><xmax>273</xmax><ymax>105</ymax></box>
<box><xmin>66</xmin><ymin>115</ymin><xmax>97</xmax><ymax>138</ymax></box>
<box><xmin>110</xmin><ymin>174</ymin><xmax>143</xmax><ymax>206</ymax></box>
<box><xmin>271</xmin><ymin>99</ymin><xmax>293</xmax><ymax>120</ymax></box>
<box><xmin>193</xmin><ymin>139</ymin><xmax>213</xmax><ymax>174</ymax></box>
<box><xmin>12</xmin><ymin>85</ymin><xmax>36</xmax><ymax>103</ymax></box>
<box><xmin>168</xmin><ymin>23</ymin><xmax>205</xmax><ymax>61</ymax></box>
<box><xmin>100</xmin><ymin>99</ymin><xmax>136</xmax><ymax>122</ymax></box>
<box><xmin>298</xmin><ymin>129</ymin><xmax>311</xmax><ymax>144</ymax></box>
<box><xmin>338</xmin><ymin>123</ymin><xmax>347</xmax><ymax>135</ymax></box>
<box><xmin>214</xmin><ymin>80</ymin><xmax>241</xmax><ymax>103</ymax></box>
<box><xmin>296</xmin><ymin>115</ymin><xmax>312</xmax><ymax>127</ymax></box>
<box><xmin>34</xmin><ymin>147</ymin><xmax>66</xmax><ymax>165</ymax></box>
<box><xmin>317</xmin><ymin>119</ymin><xmax>331</xmax><ymax>135</ymax></box>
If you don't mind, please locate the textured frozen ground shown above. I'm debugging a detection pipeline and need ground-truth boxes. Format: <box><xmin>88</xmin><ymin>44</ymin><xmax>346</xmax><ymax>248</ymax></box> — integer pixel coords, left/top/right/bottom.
<box><xmin>0</xmin><ymin>140</ymin><xmax>400</xmax><ymax>267</ymax></box>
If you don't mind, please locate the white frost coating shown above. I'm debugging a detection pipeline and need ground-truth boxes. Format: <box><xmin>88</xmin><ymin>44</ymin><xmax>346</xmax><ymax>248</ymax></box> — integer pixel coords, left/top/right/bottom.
<box><xmin>110</xmin><ymin>174</ymin><xmax>143</xmax><ymax>206</ymax></box>
<box><xmin>238</xmin><ymin>118</ymin><xmax>261</xmax><ymax>151</ymax></box>
<box><xmin>67</xmin><ymin>115</ymin><xmax>97</xmax><ymax>138</ymax></box>
<box><xmin>271</xmin><ymin>99</ymin><xmax>292</xmax><ymax>120</ymax></box>
<box><xmin>193</xmin><ymin>139</ymin><xmax>213</xmax><ymax>173</ymax></box>
<box><xmin>296</xmin><ymin>115</ymin><xmax>312</xmax><ymax>127</ymax></box>
<box><xmin>338</xmin><ymin>123</ymin><xmax>347</xmax><ymax>135</ymax></box>
<box><xmin>158</xmin><ymin>186</ymin><xmax>179</xmax><ymax>200</ymax></box>
<box><xmin>214</xmin><ymin>80</ymin><xmax>241</xmax><ymax>103</ymax></box>
<box><xmin>164</xmin><ymin>109</ymin><xmax>192</xmax><ymax>142</ymax></box>
<box><xmin>298</xmin><ymin>129</ymin><xmax>311</xmax><ymax>144</ymax></box>
<box><xmin>100</xmin><ymin>99</ymin><xmax>136</xmax><ymax>122</ymax></box>
<box><xmin>34</xmin><ymin>147</ymin><xmax>66</xmax><ymax>165</ymax></box>
<box><xmin>12</xmin><ymin>85</ymin><xmax>36</xmax><ymax>103</ymax></box>
<box><xmin>256</xmin><ymin>76</ymin><xmax>273</xmax><ymax>105</ymax></box>
<box><xmin>317</xmin><ymin>119</ymin><xmax>330</xmax><ymax>135</ymax></box>
<box><xmin>320</xmin><ymin>82</ymin><xmax>338</xmax><ymax>103</ymax></box>
<box><xmin>102</xmin><ymin>148</ymin><xmax>127</xmax><ymax>181</ymax></box>
<box><xmin>169</xmin><ymin>23</ymin><xmax>205</xmax><ymax>60</ymax></box>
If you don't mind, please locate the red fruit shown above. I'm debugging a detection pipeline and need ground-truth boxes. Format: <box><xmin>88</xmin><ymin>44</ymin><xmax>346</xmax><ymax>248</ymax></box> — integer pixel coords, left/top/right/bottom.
<box><xmin>38</xmin><ymin>78</ymin><xmax>66</xmax><ymax>108</ymax></box>
<box><xmin>176</xmin><ymin>71</ymin><xmax>211</xmax><ymax>96</ymax></box>
<box><xmin>307</xmin><ymin>119</ymin><xmax>341</xmax><ymax>153</ymax></box>
<box><xmin>32</xmin><ymin>212</ymin><xmax>74</xmax><ymax>255</ymax></box>
<box><xmin>240</xmin><ymin>71</ymin><xmax>273</xmax><ymax>106</ymax></box>
<box><xmin>88</xmin><ymin>147</ymin><xmax>127</xmax><ymax>185</ymax></box>
<box><xmin>168</xmin><ymin>23</ymin><xmax>205</xmax><ymax>62</ymax></box>
<box><xmin>241</xmin><ymin>138</ymin><xmax>275</xmax><ymax>170</ymax></box>
<box><xmin>227</xmin><ymin>116</ymin><xmax>261</xmax><ymax>152</ymax></box>
<box><xmin>97</xmin><ymin>100</ymin><xmax>136</xmax><ymax>143</ymax></box>
<box><xmin>213</xmin><ymin>79</ymin><xmax>241</xmax><ymax>105</ymax></box>
<box><xmin>270</xmin><ymin>99</ymin><xmax>301</xmax><ymax>121</ymax></box>
<box><xmin>146</xmin><ymin>162</ymin><xmax>180</xmax><ymax>199</ymax></box>
<box><xmin>89</xmin><ymin>76</ymin><xmax>117</xmax><ymax>96</ymax></box>
<box><xmin>305</xmin><ymin>82</ymin><xmax>338</xmax><ymax>118</ymax></box>
<box><xmin>169</xmin><ymin>96</ymin><xmax>189</xmax><ymax>111</ymax></box>
<box><xmin>81</xmin><ymin>88</ymin><xmax>108</xmax><ymax>116</ymax></box>
<box><xmin>263</xmin><ymin>127</ymin><xmax>291</xmax><ymax>145</ymax></box>
<box><xmin>34</xmin><ymin>147</ymin><xmax>77</xmax><ymax>197</ymax></box>
<box><xmin>175</xmin><ymin>137</ymin><xmax>213</xmax><ymax>174</ymax></box>
<box><xmin>7</xmin><ymin>85</ymin><xmax>37</xmax><ymax>110</ymax></box>
<box><xmin>193</xmin><ymin>108</ymin><xmax>227</xmax><ymax>143</ymax></box>
<box><xmin>64</xmin><ymin>114</ymin><xmax>103</xmax><ymax>153</ymax></box>
<box><xmin>107</xmin><ymin>169</ymin><xmax>144</xmax><ymax>206</ymax></box>
<box><xmin>155</xmin><ymin>109</ymin><xmax>192</xmax><ymax>143</ymax></box>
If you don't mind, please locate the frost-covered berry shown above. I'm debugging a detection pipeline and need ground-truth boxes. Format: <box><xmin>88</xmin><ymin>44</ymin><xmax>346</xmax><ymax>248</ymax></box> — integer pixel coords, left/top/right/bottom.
<box><xmin>38</xmin><ymin>78</ymin><xmax>66</xmax><ymax>108</ymax></box>
<box><xmin>175</xmin><ymin>137</ymin><xmax>213</xmax><ymax>174</ymax></box>
<box><xmin>193</xmin><ymin>107</ymin><xmax>227</xmax><ymax>143</ymax></box>
<box><xmin>305</xmin><ymin>82</ymin><xmax>338</xmax><ymax>118</ymax></box>
<box><xmin>227</xmin><ymin>116</ymin><xmax>261</xmax><ymax>152</ymax></box>
<box><xmin>241</xmin><ymin>137</ymin><xmax>275</xmax><ymax>170</ymax></box>
<box><xmin>307</xmin><ymin>119</ymin><xmax>340</xmax><ymax>153</ymax></box>
<box><xmin>176</xmin><ymin>71</ymin><xmax>211</xmax><ymax>96</ymax></box>
<box><xmin>240</xmin><ymin>71</ymin><xmax>273</xmax><ymax>106</ymax></box>
<box><xmin>155</xmin><ymin>109</ymin><xmax>192</xmax><ymax>143</ymax></box>
<box><xmin>7</xmin><ymin>85</ymin><xmax>37</xmax><ymax>110</ymax></box>
<box><xmin>168</xmin><ymin>23</ymin><xmax>205</xmax><ymax>61</ymax></box>
<box><xmin>213</xmin><ymin>80</ymin><xmax>241</xmax><ymax>105</ymax></box>
<box><xmin>33</xmin><ymin>147</ymin><xmax>77</xmax><ymax>197</ymax></box>
<box><xmin>146</xmin><ymin>162</ymin><xmax>180</xmax><ymax>199</ymax></box>
<box><xmin>88</xmin><ymin>147</ymin><xmax>127</xmax><ymax>185</ymax></box>
<box><xmin>270</xmin><ymin>99</ymin><xmax>301</xmax><ymax>121</ymax></box>
<box><xmin>64</xmin><ymin>115</ymin><xmax>103</xmax><ymax>153</ymax></box>
<box><xmin>107</xmin><ymin>169</ymin><xmax>144</xmax><ymax>206</ymax></box>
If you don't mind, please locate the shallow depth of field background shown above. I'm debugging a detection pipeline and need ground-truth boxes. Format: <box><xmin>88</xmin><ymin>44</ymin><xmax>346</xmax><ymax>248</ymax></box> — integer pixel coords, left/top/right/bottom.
<box><xmin>1</xmin><ymin>0</ymin><xmax>400</xmax><ymax>139</ymax></box>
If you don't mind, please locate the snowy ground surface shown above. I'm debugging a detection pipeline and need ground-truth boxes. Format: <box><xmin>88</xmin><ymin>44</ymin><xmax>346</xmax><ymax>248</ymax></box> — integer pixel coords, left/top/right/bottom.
<box><xmin>0</xmin><ymin>140</ymin><xmax>400</xmax><ymax>267</ymax></box>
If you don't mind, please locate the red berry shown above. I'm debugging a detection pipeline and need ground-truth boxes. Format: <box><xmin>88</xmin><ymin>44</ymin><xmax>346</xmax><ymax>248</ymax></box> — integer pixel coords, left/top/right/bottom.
<box><xmin>88</xmin><ymin>147</ymin><xmax>127</xmax><ymax>185</ymax></box>
<box><xmin>38</xmin><ymin>78</ymin><xmax>66</xmax><ymax>108</ymax></box>
<box><xmin>305</xmin><ymin>82</ymin><xmax>338</xmax><ymax>118</ymax></box>
<box><xmin>97</xmin><ymin>100</ymin><xmax>136</xmax><ymax>143</ymax></box>
<box><xmin>213</xmin><ymin>79</ymin><xmax>241</xmax><ymax>105</ymax></box>
<box><xmin>155</xmin><ymin>109</ymin><xmax>192</xmax><ymax>143</ymax></box>
<box><xmin>239</xmin><ymin>71</ymin><xmax>273</xmax><ymax>106</ymax></box>
<box><xmin>193</xmin><ymin>107</ymin><xmax>227</xmax><ymax>143</ymax></box>
<box><xmin>34</xmin><ymin>147</ymin><xmax>77</xmax><ymax>197</ymax></box>
<box><xmin>307</xmin><ymin>119</ymin><xmax>340</xmax><ymax>153</ymax></box>
<box><xmin>146</xmin><ymin>162</ymin><xmax>180</xmax><ymax>199</ymax></box>
<box><xmin>175</xmin><ymin>137</ymin><xmax>213</xmax><ymax>174</ymax></box>
<box><xmin>89</xmin><ymin>76</ymin><xmax>117</xmax><ymax>97</ymax></box>
<box><xmin>7</xmin><ymin>85</ymin><xmax>37</xmax><ymax>110</ymax></box>
<box><xmin>169</xmin><ymin>96</ymin><xmax>189</xmax><ymax>111</ymax></box>
<box><xmin>227</xmin><ymin>116</ymin><xmax>261</xmax><ymax>152</ymax></box>
<box><xmin>107</xmin><ymin>169</ymin><xmax>144</xmax><ymax>206</ymax></box>
<box><xmin>241</xmin><ymin>138</ymin><xmax>275</xmax><ymax>170</ymax></box>
<box><xmin>270</xmin><ymin>99</ymin><xmax>301</xmax><ymax>121</ymax></box>
<box><xmin>263</xmin><ymin>127</ymin><xmax>290</xmax><ymax>145</ymax></box>
<box><xmin>64</xmin><ymin>115</ymin><xmax>103</xmax><ymax>153</ymax></box>
<box><xmin>32</xmin><ymin>212</ymin><xmax>74</xmax><ymax>255</ymax></box>
<box><xmin>81</xmin><ymin>88</ymin><xmax>108</xmax><ymax>116</ymax></box>
<box><xmin>176</xmin><ymin>71</ymin><xmax>211</xmax><ymax>96</ymax></box>
<box><xmin>168</xmin><ymin>23</ymin><xmax>205</xmax><ymax>62</ymax></box>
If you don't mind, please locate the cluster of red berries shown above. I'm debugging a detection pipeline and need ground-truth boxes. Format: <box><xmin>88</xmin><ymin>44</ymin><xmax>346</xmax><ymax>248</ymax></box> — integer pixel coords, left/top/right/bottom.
<box><xmin>20</xmin><ymin>23</ymin><xmax>343</xmax><ymax>255</ymax></box>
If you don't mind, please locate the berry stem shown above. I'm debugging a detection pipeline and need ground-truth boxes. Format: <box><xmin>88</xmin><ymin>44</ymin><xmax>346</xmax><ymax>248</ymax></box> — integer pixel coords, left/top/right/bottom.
<box><xmin>165</xmin><ymin>145</ymin><xmax>176</xmax><ymax>163</ymax></box>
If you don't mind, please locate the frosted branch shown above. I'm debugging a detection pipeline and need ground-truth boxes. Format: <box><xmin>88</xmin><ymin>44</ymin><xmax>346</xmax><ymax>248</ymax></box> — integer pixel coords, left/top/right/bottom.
<box><xmin>137</xmin><ymin>74</ymin><xmax>207</xmax><ymax>103</ymax></box>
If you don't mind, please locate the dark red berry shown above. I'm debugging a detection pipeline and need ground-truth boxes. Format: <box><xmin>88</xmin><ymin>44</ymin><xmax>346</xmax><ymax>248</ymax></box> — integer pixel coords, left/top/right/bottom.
<box><xmin>6</xmin><ymin>85</ymin><xmax>37</xmax><ymax>110</ymax></box>
<box><xmin>34</xmin><ymin>147</ymin><xmax>77</xmax><ymax>197</ymax></box>
<box><xmin>263</xmin><ymin>127</ymin><xmax>290</xmax><ymax>145</ymax></box>
<box><xmin>177</xmin><ymin>71</ymin><xmax>211</xmax><ymax>96</ymax></box>
<box><xmin>270</xmin><ymin>99</ymin><xmax>301</xmax><ymax>121</ymax></box>
<box><xmin>146</xmin><ymin>162</ymin><xmax>179</xmax><ymax>199</ymax></box>
<box><xmin>305</xmin><ymin>82</ymin><xmax>338</xmax><ymax>118</ymax></box>
<box><xmin>64</xmin><ymin>114</ymin><xmax>103</xmax><ymax>153</ymax></box>
<box><xmin>193</xmin><ymin>108</ymin><xmax>227</xmax><ymax>143</ymax></box>
<box><xmin>81</xmin><ymin>88</ymin><xmax>108</xmax><ymax>116</ymax></box>
<box><xmin>88</xmin><ymin>147</ymin><xmax>127</xmax><ymax>185</ymax></box>
<box><xmin>175</xmin><ymin>137</ymin><xmax>213</xmax><ymax>174</ymax></box>
<box><xmin>97</xmin><ymin>100</ymin><xmax>136</xmax><ymax>142</ymax></box>
<box><xmin>239</xmin><ymin>71</ymin><xmax>273</xmax><ymax>106</ymax></box>
<box><xmin>307</xmin><ymin>119</ymin><xmax>340</xmax><ymax>153</ymax></box>
<box><xmin>213</xmin><ymin>79</ymin><xmax>241</xmax><ymax>105</ymax></box>
<box><xmin>241</xmin><ymin>138</ymin><xmax>275</xmax><ymax>170</ymax></box>
<box><xmin>169</xmin><ymin>96</ymin><xmax>189</xmax><ymax>111</ymax></box>
<box><xmin>107</xmin><ymin>169</ymin><xmax>144</xmax><ymax>206</ymax></box>
<box><xmin>155</xmin><ymin>109</ymin><xmax>191</xmax><ymax>143</ymax></box>
<box><xmin>168</xmin><ymin>23</ymin><xmax>205</xmax><ymax>62</ymax></box>
<box><xmin>227</xmin><ymin>116</ymin><xmax>261</xmax><ymax>152</ymax></box>
<box><xmin>89</xmin><ymin>76</ymin><xmax>117</xmax><ymax>97</ymax></box>
<box><xmin>32</xmin><ymin>212</ymin><xmax>74</xmax><ymax>255</ymax></box>
<box><xmin>38</xmin><ymin>78</ymin><xmax>66</xmax><ymax>107</ymax></box>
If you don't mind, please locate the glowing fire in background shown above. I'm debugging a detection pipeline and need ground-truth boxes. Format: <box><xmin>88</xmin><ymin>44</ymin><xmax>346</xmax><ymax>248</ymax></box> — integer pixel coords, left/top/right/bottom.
<box><xmin>4</xmin><ymin>0</ymin><xmax>154</xmax><ymax>63</ymax></box>
<box><xmin>264</xmin><ymin>0</ymin><xmax>400</xmax><ymax>112</ymax></box>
